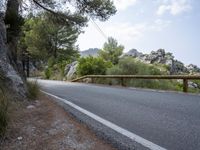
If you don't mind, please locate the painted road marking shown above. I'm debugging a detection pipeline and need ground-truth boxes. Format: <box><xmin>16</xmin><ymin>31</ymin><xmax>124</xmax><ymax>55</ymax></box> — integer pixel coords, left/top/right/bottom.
<box><xmin>41</xmin><ymin>90</ymin><xmax>167</xmax><ymax>150</ymax></box>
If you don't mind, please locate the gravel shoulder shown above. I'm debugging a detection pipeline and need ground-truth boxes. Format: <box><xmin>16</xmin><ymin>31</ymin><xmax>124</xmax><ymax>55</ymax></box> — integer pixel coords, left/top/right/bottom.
<box><xmin>0</xmin><ymin>93</ymin><xmax>116</xmax><ymax>150</ymax></box>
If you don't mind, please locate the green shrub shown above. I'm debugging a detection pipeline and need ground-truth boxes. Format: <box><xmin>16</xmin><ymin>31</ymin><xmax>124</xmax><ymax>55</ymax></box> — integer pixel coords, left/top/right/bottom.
<box><xmin>44</xmin><ymin>67</ymin><xmax>52</xmax><ymax>79</ymax></box>
<box><xmin>27</xmin><ymin>81</ymin><xmax>40</xmax><ymax>100</ymax></box>
<box><xmin>77</xmin><ymin>56</ymin><xmax>112</xmax><ymax>76</ymax></box>
<box><xmin>106</xmin><ymin>57</ymin><xmax>179</xmax><ymax>90</ymax></box>
<box><xmin>107</xmin><ymin>57</ymin><xmax>162</xmax><ymax>75</ymax></box>
<box><xmin>0</xmin><ymin>87</ymin><xmax>8</xmax><ymax>137</ymax></box>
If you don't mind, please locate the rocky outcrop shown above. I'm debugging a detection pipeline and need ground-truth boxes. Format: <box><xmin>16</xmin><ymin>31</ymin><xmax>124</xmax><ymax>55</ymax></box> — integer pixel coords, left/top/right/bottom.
<box><xmin>186</xmin><ymin>64</ymin><xmax>200</xmax><ymax>74</ymax></box>
<box><xmin>123</xmin><ymin>49</ymin><xmax>191</xmax><ymax>75</ymax></box>
<box><xmin>138</xmin><ymin>49</ymin><xmax>174</xmax><ymax>65</ymax></box>
<box><xmin>170</xmin><ymin>60</ymin><xmax>188</xmax><ymax>74</ymax></box>
<box><xmin>0</xmin><ymin>13</ymin><xmax>26</xmax><ymax>98</ymax></box>
<box><xmin>64</xmin><ymin>61</ymin><xmax>78</xmax><ymax>80</ymax></box>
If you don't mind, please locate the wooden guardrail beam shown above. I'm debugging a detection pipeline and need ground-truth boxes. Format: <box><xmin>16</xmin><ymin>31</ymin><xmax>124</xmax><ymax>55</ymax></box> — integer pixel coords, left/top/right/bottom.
<box><xmin>71</xmin><ymin>75</ymin><xmax>200</xmax><ymax>93</ymax></box>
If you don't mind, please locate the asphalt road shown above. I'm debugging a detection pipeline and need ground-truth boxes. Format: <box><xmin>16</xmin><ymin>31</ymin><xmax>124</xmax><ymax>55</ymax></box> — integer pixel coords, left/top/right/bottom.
<box><xmin>38</xmin><ymin>79</ymin><xmax>200</xmax><ymax>150</ymax></box>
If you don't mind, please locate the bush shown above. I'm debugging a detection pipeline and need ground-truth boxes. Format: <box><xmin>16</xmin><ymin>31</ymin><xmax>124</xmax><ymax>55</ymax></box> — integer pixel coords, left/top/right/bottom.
<box><xmin>0</xmin><ymin>87</ymin><xmax>8</xmax><ymax>137</ymax></box>
<box><xmin>77</xmin><ymin>56</ymin><xmax>112</xmax><ymax>76</ymax></box>
<box><xmin>106</xmin><ymin>57</ymin><xmax>179</xmax><ymax>90</ymax></box>
<box><xmin>107</xmin><ymin>57</ymin><xmax>162</xmax><ymax>75</ymax></box>
<box><xmin>27</xmin><ymin>81</ymin><xmax>40</xmax><ymax>100</ymax></box>
<box><xmin>44</xmin><ymin>67</ymin><xmax>52</xmax><ymax>79</ymax></box>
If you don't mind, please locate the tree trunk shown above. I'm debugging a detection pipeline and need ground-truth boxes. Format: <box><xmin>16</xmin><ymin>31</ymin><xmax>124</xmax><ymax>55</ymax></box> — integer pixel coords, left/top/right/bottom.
<box><xmin>5</xmin><ymin>0</ymin><xmax>20</xmax><ymax>67</ymax></box>
<box><xmin>26</xmin><ymin>55</ymin><xmax>30</xmax><ymax>77</ymax></box>
<box><xmin>0</xmin><ymin>1</ymin><xmax>27</xmax><ymax>99</ymax></box>
<box><xmin>4</xmin><ymin>0</ymin><xmax>27</xmax><ymax>80</ymax></box>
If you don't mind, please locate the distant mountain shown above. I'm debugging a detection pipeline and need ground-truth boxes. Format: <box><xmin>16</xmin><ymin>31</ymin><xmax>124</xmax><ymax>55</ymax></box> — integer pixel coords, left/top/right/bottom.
<box><xmin>80</xmin><ymin>48</ymin><xmax>100</xmax><ymax>57</ymax></box>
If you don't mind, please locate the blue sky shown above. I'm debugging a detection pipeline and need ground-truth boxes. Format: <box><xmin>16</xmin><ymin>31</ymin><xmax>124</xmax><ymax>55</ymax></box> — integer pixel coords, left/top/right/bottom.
<box><xmin>77</xmin><ymin>0</ymin><xmax>200</xmax><ymax>67</ymax></box>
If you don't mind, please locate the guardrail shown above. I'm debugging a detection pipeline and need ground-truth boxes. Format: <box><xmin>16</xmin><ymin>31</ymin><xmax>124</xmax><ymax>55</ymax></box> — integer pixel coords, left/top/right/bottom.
<box><xmin>71</xmin><ymin>75</ymin><xmax>200</xmax><ymax>93</ymax></box>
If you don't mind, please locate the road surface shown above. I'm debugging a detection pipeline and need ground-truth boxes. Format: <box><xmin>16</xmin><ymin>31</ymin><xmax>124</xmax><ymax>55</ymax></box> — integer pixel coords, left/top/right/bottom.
<box><xmin>37</xmin><ymin>79</ymin><xmax>200</xmax><ymax>150</ymax></box>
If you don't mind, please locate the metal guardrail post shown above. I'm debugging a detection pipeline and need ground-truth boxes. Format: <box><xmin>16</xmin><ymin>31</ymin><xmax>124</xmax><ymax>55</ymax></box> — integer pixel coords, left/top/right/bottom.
<box><xmin>183</xmin><ymin>79</ymin><xmax>188</xmax><ymax>93</ymax></box>
<box><xmin>121</xmin><ymin>77</ymin><xmax>125</xmax><ymax>87</ymax></box>
<box><xmin>91</xmin><ymin>78</ymin><xmax>94</xmax><ymax>83</ymax></box>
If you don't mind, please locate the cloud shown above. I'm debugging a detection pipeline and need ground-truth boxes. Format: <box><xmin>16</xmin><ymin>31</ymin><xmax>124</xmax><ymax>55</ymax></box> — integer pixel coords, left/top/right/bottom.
<box><xmin>150</xmin><ymin>19</ymin><xmax>171</xmax><ymax>31</ymax></box>
<box><xmin>102</xmin><ymin>19</ymin><xmax>171</xmax><ymax>45</ymax></box>
<box><xmin>104</xmin><ymin>23</ymin><xmax>146</xmax><ymax>42</ymax></box>
<box><xmin>113</xmin><ymin>0</ymin><xmax>138</xmax><ymax>11</ymax></box>
<box><xmin>157</xmin><ymin>0</ymin><xmax>192</xmax><ymax>16</ymax></box>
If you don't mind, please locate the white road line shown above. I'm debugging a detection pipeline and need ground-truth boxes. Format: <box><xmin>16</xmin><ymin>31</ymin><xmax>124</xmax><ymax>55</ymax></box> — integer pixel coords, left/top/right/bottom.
<box><xmin>41</xmin><ymin>90</ymin><xmax>167</xmax><ymax>150</ymax></box>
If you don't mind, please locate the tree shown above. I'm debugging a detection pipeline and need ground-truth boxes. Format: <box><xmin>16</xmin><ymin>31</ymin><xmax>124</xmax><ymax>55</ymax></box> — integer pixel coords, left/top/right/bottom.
<box><xmin>99</xmin><ymin>37</ymin><xmax>124</xmax><ymax>65</ymax></box>
<box><xmin>0</xmin><ymin>0</ymin><xmax>116</xmax><ymax>98</ymax></box>
<box><xmin>21</xmin><ymin>13</ymin><xmax>80</xmax><ymax>61</ymax></box>
<box><xmin>3</xmin><ymin>0</ymin><xmax>116</xmax><ymax>74</ymax></box>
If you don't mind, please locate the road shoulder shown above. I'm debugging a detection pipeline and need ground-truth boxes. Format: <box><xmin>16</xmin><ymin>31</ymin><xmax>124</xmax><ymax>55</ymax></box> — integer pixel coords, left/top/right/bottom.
<box><xmin>0</xmin><ymin>93</ymin><xmax>116</xmax><ymax>150</ymax></box>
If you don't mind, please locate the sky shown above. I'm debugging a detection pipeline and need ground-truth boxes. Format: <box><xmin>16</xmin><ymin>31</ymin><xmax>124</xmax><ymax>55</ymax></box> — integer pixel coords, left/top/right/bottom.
<box><xmin>77</xmin><ymin>0</ymin><xmax>200</xmax><ymax>67</ymax></box>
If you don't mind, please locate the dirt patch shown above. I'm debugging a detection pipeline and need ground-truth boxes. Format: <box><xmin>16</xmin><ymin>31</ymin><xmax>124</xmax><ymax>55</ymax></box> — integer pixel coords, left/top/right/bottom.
<box><xmin>0</xmin><ymin>93</ymin><xmax>116</xmax><ymax>150</ymax></box>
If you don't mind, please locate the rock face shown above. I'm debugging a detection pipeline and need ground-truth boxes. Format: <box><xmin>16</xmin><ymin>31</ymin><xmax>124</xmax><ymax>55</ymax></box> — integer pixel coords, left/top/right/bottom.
<box><xmin>123</xmin><ymin>49</ymin><xmax>192</xmax><ymax>74</ymax></box>
<box><xmin>64</xmin><ymin>61</ymin><xmax>78</xmax><ymax>80</ymax></box>
<box><xmin>186</xmin><ymin>64</ymin><xmax>200</xmax><ymax>74</ymax></box>
<box><xmin>138</xmin><ymin>49</ymin><xmax>174</xmax><ymax>65</ymax></box>
<box><xmin>0</xmin><ymin>13</ymin><xmax>26</xmax><ymax>98</ymax></box>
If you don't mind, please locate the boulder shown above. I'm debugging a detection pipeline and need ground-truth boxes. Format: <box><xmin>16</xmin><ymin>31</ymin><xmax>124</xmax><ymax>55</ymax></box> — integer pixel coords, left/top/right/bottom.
<box><xmin>186</xmin><ymin>64</ymin><xmax>200</xmax><ymax>74</ymax></box>
<box><xmin>64</xmin><ymin>61</ymin><xmax>78</xmax><ymax>80</ymax></box>
<box><xmin>170</xmin><ymin>60</ymin><xmax>188</xmax><ymax>74</ymax></box>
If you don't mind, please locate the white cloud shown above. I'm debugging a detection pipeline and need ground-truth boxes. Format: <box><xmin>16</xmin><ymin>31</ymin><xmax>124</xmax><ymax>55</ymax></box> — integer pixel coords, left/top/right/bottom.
<box><xmin>157</xmin><ymin>0</ymin><xmax>192</xmax><ymax>16</ymax></box>
<box><xmin>113</xmin><ymin>0</ymin><xmax>138</xmax><ymax>11</ymax></box>
<box><xmin>150</xmin><ymin>19</ymin><xmax>171</xmax><ymax>31</ymax></box>
<box><xmin>104</xmin><ymin>23</ymin><xmax>147</xmax><ymax>42</ymax></box>
<box><xmin>77</xmin><ymin>18</ymin><xmax>171</xmax><ymax>50</ymax></box>
<box><xmin>104</xmin><ymin>19</ymin><xmax>171</xmax><ymax>41</ymax></box>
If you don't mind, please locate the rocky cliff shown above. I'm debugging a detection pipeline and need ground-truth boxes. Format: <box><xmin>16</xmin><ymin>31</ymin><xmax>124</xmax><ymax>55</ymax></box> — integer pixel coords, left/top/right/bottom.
<box><xmin>123</xmin><ymin>49</ymin><xmax>199</xmax><ymax>75</ymax></box>
<box><xmin>0</xmin><ymin>13</ymin><xmax>26</xmax><ymax>98</ymax></box>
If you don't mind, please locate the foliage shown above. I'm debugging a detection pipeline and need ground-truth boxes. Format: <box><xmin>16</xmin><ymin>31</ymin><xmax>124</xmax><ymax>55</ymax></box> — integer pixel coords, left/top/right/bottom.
<box><xmin>77</xmin><ymin>56</ymin><xmax>112</xmax><ymax>76</ymax></box>
<box><xmin>107</xmin><ymin>57</ymin><xmax>162</xmax><ymax>75</ymax></box>
<box><xmin>43</xmin><ymin>57</ymin><xmax>73</xmax><ymax>80</ymax></box>
<box><xmin>99</xmin><ymin>37</ymin><xmax>124</xmax><ymax>65</ymax></box>
<box><xmin>106</xmin><ymin>57</ymin><xmax>180</xmax><ymax>91</ymax></box>
<box><xmin>21</xmin><ymin>13</ymin><xmax>80</xmax><ymax>61</ymax></box>
<box><xmin>44</xmin><ymin>67</ymin><xmax>52</xmax><ymax>79</ymax></box>
<box><xmin>27</xmin><ymin>81</ymin><xmax>40</xmax><ymax>100</ymax></box>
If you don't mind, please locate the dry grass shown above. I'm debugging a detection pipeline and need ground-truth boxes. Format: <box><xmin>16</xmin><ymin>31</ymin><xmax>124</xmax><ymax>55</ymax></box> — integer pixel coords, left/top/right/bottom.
<box><xmin>27</xmin><ymin>81</ymin><xmax>40</xmax><ymax>100</ymax></box>
<box><xmin>0</xmin><ymin>93</ymin><xmax>116</xmax><ymax>150</ymax></box>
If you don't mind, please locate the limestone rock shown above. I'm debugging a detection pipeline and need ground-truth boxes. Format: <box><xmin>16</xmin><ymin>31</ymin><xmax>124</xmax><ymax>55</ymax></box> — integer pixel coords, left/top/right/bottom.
<box><xmin>64</xmin><ymin>61</ymin><xmax>78</xmax><ymax>80</ymax></box>
<box><xmin>186</xmin><ymin>64</ymin><xmax>200</xmax><ymax>74</ymax></box>
<box><xmin>0</xmin><ymin>13</ymin><xmax>26</xmax><ymax>98</ymax></box>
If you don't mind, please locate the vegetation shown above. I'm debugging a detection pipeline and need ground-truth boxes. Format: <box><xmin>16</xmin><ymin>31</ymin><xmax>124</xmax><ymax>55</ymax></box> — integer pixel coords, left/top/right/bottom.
<box><xmin>104</xmin><ymin>57</ymin><xmax>179</xmax><ymax>90</ymax></box>
<box><xmin>77</xmin><ymin>56</ymin><xmax>112</xmax><ymax>76</ymax></box>
<box><xmin>3</xmin><ymin>0</ymin><xmax>116</xmax><ymax>74</ymax></box>
<box><xmin>99</xmin><ymin>37</ymin><xmax>124</xmax><ymax>65</ymax></box>
<box><xmin>21</xmin><ymin>13</ymin><xmax>80</xmax><ymax>61</ymax></box>
<box><xmin>27</xmin><ymin>81</ymin><xmax>40</xmax><ymax>100</ymax></box>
